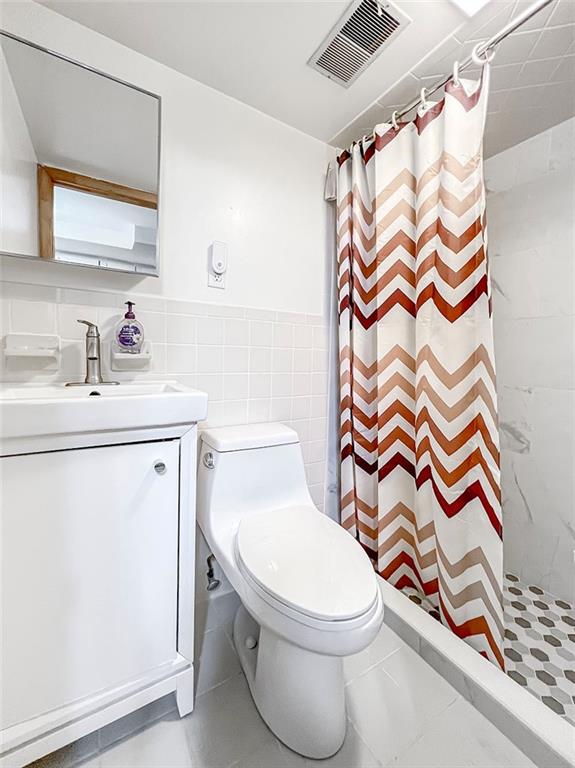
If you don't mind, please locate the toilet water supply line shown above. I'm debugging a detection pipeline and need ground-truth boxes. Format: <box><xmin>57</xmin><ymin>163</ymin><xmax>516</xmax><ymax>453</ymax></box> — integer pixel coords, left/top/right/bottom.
<box><xmin>381</xmin><ymin>0</ymin><xmax>555</xmax><ymax>126</ymax></box>
<box><xmin>206</xmin><ymin>554</ymin><xmax>221</xmax><ymax>591</ymax></box>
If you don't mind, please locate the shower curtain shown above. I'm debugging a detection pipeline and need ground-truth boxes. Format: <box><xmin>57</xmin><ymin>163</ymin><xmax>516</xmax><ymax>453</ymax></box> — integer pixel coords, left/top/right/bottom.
<box><xmin>337</xmin><ymin>72</ymin><xmax>504</xmax><ymax>668</ymax></box>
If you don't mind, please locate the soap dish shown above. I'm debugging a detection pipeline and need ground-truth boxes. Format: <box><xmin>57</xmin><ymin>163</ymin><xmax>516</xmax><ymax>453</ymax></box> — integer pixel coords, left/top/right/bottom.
<box><xmin>4</xmin><ymin>333</ymin><xmax>61</xmax><ymax>369</ymax></box>
<box><xmin>111</xmin><ymin>341</ymin><xmax>152</xmax><ymax>370</ymax></box>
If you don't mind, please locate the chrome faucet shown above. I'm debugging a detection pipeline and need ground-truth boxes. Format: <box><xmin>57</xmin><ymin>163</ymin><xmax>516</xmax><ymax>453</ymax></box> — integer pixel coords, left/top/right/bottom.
<box><xmin>66</xmin><ymin>320</ymin><xmax>118</xmax><ymax>387</ymax></box>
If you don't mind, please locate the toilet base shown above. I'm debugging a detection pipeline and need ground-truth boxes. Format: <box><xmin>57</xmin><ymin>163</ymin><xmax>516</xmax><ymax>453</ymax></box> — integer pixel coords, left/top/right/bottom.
<box><xmin>233</xmin><ymin>604</ymin><xmax>346</xmax><ymax>760</ymax></box>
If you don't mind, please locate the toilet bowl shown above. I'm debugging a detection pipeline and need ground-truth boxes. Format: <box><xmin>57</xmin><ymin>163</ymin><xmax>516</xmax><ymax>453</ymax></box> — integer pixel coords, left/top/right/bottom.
<box><xmin>196</xmin><ymin>423</ymin><xmax>384</xmax><ymax>759</ymax></box>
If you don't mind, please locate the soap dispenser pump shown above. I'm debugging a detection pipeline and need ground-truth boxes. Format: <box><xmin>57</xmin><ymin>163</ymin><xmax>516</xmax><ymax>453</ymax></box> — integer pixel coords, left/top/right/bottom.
<box><xmin>115</xmin><ymin>301</ymin><xmax>144</xmax><ymax>354</ymax></box>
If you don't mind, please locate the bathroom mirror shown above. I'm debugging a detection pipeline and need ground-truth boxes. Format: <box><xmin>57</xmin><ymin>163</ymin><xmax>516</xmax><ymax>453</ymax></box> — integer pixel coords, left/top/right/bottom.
<box><xmin>0</xmin><ymin>32</ymin><xmax>160</xmax><ymax>276</ymax></box>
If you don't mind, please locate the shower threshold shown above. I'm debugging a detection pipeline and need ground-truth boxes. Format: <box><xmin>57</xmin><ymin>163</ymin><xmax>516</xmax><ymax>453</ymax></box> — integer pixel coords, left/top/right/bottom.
<box><xmin>379</xmin><ymin>575</ymin><xmax>574</xmax><ymax>768</ymax></box>
<box><xmin>402</xmin><ymin>575</ymin><xmax>575</xmax><ymax>726</ymax></box>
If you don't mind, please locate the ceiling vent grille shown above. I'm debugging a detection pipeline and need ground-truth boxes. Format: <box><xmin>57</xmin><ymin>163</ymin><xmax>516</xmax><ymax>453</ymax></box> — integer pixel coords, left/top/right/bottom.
<box><xmin>309</xmin><ymin>0</ymin><xmax>411</xmax><ymax>88</ymax></box>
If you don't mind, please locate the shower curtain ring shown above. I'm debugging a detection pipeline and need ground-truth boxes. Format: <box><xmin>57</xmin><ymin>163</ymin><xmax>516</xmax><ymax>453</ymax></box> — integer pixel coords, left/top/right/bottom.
<box><xmin>471</xmin><ymin>42</ymin><xmax>496</xmax><ymax>67</ymax></box>
<box><xmin>391</xmin><ymin>110</ymin><xmax>399</xmax><ymax>130</ymax></box>
<box><xmin>452</xmin><ymin>59</ymin><xmax>460</xmax><ymax>86</ymax></box>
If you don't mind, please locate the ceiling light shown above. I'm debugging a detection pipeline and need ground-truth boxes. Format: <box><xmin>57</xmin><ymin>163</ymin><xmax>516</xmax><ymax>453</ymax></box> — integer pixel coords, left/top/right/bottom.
<box><xmin>450</xmin><ymin>0</ymin><xmax>492</xmax><ymax>17</ymax></box>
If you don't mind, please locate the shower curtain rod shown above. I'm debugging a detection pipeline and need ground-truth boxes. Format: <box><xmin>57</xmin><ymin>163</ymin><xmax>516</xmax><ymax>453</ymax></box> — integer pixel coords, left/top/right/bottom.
<box><xmin>387</xmin><ymin>0</ymin><xmax>555</xmax><ymax>122</ymax></box>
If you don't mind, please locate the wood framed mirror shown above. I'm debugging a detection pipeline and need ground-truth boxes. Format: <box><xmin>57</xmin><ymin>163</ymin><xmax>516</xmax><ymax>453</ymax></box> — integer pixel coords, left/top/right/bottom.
<box><xmin>37</xmin><ymin>165</ymin><xmax>158</xmax><ymax>271</ymax></box>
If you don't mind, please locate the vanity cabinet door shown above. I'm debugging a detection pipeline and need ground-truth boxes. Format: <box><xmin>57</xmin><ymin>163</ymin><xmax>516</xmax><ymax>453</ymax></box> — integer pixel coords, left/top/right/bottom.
<box><xmin>1</xmin><ymin>440</ymin><xmax>180</xmax><ymax>730</ymax></box>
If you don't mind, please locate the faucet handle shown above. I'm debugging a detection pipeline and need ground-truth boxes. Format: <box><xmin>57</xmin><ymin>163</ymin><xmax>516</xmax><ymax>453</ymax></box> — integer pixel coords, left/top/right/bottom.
<box><xmin>77</xmin><ymin>319</ymin><xmax>100</xmax><ymax>336</ymax></box>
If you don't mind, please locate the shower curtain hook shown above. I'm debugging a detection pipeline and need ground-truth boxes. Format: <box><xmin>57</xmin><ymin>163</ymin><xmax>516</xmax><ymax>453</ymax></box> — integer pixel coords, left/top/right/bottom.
<box><xmin>419</xmin><ymin>87</ymin><xmax>429</xmax><ymax>111</ymax></box>
<box><xmin>452</xmin><ymin>59</ymin><xmax>460</xmax><ymax>86</ymax></box>
<box><xmin>391</xmin><ymin>110</ymin><xmax>399</xmax><ymax>130</ymax></box>
<box><xmin>471</xmin><ymin>42</ymin><xmax>496</xmax><ymax>67</ymax></box>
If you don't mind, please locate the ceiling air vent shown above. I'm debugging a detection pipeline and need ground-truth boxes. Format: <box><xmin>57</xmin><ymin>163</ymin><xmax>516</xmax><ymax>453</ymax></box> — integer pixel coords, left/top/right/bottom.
<box><xmin>309</xmin><ymin>0</ymin><xmax>411</xmax><ymax>88</ymax></box>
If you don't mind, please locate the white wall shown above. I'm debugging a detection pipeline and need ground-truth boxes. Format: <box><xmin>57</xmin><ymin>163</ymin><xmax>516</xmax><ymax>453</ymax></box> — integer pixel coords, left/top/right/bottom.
<box><xmin>0</xmin><ymin>44</ymin><xmax>38</xmax><ymax>256</ymax></box>
<box><xmin>484</xmin><ymin>117</ymin><xmax>575</xmax><ymax>604</ymax></box>
<box><xmin>0</xmin><ymin>1</ymin><xmax>333</xmax><ymax>316</ymax></box>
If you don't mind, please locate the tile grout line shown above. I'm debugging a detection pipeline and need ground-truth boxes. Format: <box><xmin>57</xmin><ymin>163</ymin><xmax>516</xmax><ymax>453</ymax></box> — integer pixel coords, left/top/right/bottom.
<box><xmin>344</xmin><ymin>646</ymin><xmax>404</xmax><ymax>688</ymax></box>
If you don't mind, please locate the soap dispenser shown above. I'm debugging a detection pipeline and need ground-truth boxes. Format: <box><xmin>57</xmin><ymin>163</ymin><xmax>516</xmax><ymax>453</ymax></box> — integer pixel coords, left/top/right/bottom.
<box><xmin>115</xmin><ymin>301</ymin><xmax>144</xmax><ymax>354</ymax></box>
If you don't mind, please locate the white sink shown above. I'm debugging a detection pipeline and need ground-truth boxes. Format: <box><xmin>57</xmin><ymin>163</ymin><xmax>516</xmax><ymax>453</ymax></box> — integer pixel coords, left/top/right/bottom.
<box><xmin>0</xmin><ymin>382</ymin><xmax>185</xmax><ymax>399</ymax></box>
<box><xmin>0</xmin><ymin>381</ymin><xmax>208</xmax><ymax>444</ymax></box>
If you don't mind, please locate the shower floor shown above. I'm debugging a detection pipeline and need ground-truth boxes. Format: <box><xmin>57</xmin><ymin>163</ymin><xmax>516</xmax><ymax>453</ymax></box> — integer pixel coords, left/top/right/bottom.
<box><xmin>402</xmin><ymin>575</ymin><xmax>575</xmax><ymax>726</ymax></box>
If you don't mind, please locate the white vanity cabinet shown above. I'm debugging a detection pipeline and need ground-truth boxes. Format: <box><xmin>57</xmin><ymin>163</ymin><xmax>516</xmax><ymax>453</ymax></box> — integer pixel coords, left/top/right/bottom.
<box><xmin>0</xmin><ymin>382</ymin><xmax>207</xmax><ymax>767</ymax></box>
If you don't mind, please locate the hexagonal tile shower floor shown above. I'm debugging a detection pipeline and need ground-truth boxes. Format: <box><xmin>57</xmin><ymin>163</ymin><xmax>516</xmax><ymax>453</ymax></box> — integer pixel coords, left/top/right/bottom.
<box><xmin>503</xmin><ymin>573</ymin><xmax>575</xmax><ymax>725</ymax></box>
<box><xmin>402</xmin><ymin>575</ymin><xmax>575</xmax><ymax>726</ymax></box>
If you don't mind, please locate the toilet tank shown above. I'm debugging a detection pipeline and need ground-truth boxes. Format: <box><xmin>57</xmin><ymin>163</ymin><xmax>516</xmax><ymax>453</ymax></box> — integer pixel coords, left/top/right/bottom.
<box><xmin>196</xmin><ymin>423</ymin><xmax>314</xmax><ymax>538</ymax></box>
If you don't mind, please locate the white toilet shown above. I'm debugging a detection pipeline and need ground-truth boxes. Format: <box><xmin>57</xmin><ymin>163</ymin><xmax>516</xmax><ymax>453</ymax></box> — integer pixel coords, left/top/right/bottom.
<box><xmin>196</xmin><ymin>422</ymin><xmax>384</xmax><ymax>759</ymax></box>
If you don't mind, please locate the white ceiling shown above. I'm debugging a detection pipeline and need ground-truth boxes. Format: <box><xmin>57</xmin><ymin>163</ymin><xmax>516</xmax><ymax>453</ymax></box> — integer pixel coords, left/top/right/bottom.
<box><xmin>1</xmin><ymin>33</ymin><xmax>159</xmax><ymax>190</ymax></box>
<box><xmin>39</xmin><ymin>0</ymin><xmax>469</xmax><ymax>142</ymax></box>
<box><xmin>38</xmin><ymin>0</ymin><xmax>575</xmax><ymax>156</ymax></box>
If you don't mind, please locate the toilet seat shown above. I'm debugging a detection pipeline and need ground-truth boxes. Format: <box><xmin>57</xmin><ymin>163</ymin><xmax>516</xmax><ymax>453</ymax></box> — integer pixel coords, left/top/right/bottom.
<box><xmin>236</xmin><ymin>505</ymin><xmax>378</xmax><ymax>623</ymax></box>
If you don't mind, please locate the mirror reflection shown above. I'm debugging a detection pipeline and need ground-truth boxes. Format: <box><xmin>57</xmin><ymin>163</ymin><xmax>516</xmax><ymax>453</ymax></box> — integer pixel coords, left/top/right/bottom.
<box><xmin>0</xmin><ymin>33</ymin><xmax>160</xmax><ymax>275</ymax></box>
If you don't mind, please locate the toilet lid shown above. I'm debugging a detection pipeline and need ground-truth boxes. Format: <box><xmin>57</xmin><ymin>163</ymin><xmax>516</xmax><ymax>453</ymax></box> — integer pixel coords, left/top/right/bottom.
<box><xmin>236</xmin><ymin>506</ymin><xmax>378</xmax><ymax>621</ymax></box>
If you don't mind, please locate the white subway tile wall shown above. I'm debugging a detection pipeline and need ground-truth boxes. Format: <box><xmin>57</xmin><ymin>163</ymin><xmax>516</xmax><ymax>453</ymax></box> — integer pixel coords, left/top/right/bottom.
<box><xmin>0</xmin><ymin>282</ymin><xmax>329</xmax><ymax>510</ymax></box>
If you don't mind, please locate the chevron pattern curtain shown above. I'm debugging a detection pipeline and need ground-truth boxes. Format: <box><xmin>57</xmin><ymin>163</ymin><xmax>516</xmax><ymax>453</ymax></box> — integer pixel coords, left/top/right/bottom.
<box><xmin>337</xmin><ymin>73</ymin><xmax>504</xmax><ymax>668</ymax></box>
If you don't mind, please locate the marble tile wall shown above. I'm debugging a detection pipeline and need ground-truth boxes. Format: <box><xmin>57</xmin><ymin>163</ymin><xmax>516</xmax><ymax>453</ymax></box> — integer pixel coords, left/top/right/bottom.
<box><xmin>484</xmin><ymin>116</ymin><xmax>575</xmax><ymax>604</ymax></box>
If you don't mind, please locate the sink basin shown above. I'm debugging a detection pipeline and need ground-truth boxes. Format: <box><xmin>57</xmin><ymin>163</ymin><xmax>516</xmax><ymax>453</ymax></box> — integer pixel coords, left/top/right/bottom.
<box><xmin>0</xmin><ymin>381</ymin><xmax>208</xmax><ymax>446</ymax></box>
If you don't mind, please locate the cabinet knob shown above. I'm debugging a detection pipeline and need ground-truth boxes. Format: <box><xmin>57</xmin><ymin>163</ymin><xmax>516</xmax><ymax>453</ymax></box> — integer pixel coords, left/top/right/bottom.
<box><xmin>154</xmin><ymin>461</ymin><xmax>167</xmax><ymax>475</ymax></box>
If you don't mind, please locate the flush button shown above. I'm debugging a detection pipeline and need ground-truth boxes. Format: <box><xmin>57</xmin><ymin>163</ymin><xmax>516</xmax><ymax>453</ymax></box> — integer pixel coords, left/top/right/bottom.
<box><xmin>203</xmin><ymin>452</ymin><xmax>215</xmax><ymax>469</ymax></box>
<box><xmin>154</xmin><ymin>461</ymin><xmax>167</xmax><ymax>475</ymax></box>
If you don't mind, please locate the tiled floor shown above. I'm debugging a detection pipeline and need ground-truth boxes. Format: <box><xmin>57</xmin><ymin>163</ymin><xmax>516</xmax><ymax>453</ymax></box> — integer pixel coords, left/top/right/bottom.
<box><xmin>403</xmin><ymin>574</ymin><xmax>575</xmax><ymax>727</ymax></box>
<box><xmin>503</xmin><ymin>573</ymin><xmax>575</xmax><ymax>725</ymax></box>
<box><xmin>64</xmin><ymin>611</ymin><xmax>535</xmax><ymax>768</ymax></box>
